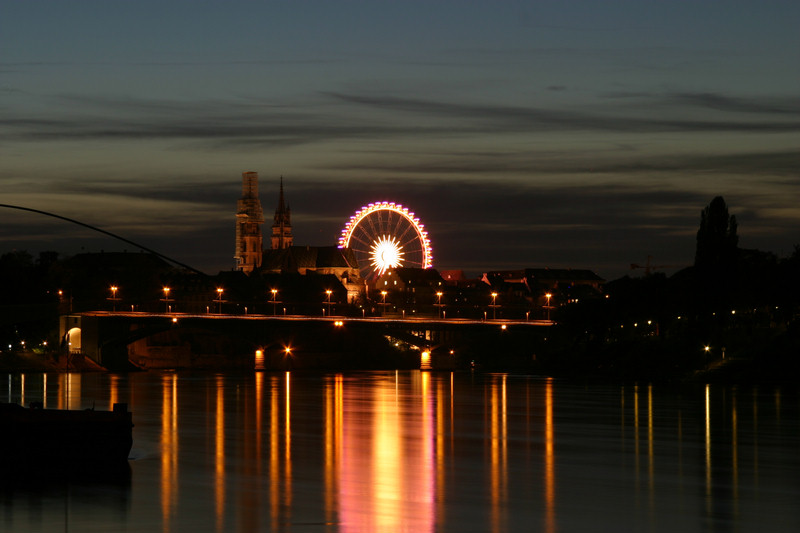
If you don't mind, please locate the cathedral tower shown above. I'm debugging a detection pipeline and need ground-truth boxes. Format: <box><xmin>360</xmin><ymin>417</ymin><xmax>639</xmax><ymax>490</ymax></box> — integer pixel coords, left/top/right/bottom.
<box><xmin>234</xmin><ymin>171</ymin><xmax>264</xmax><ymax>273</ymax></box>
<box><xmin>271</xmin><ymin>176</ymin><xmax>293</xmax><ymax>249</ymax></box>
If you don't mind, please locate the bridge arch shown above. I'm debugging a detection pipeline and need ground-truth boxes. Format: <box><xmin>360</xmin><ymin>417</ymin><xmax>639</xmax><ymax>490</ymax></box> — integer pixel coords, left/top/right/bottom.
<box><xmin>99</xmin><ymin>321</ymin><xmax>263</xmax><ymax>370</ymax></box>
<box><xmin>65</xmin><ymin>327</ymin><xmax>82</xmax><ymax>353</ymax></box>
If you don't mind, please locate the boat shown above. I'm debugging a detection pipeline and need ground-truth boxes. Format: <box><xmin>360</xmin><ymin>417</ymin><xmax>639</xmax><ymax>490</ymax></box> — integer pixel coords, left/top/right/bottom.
<box><xmin>0</xmin><ymin>402</ymin><xmax>133</xmax><ymax>475</ymax></box>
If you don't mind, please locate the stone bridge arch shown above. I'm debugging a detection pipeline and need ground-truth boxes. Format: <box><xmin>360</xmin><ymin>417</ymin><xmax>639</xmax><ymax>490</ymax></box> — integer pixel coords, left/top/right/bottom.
<box><xmin>99</xmin><ymin>320</ymin><xmax>261</xmax><ymax>370</ymax></box>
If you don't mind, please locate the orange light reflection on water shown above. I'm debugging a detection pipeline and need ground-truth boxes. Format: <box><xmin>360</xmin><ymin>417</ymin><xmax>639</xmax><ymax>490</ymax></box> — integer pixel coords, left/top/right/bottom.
<box><xmin>544</xmin><ymin>378</ymin><xmax>555</xmax><ymax>533</ymax></box>
<box><xmin>284</xmin><ymin>372</ymin><xmax>292</xmax><ymax>513</ymax></box>
<box><xmin>269</xmin><ymin>375</ymin><xmax>280</xmax><ymax>531</ymax></box>
<box><xmin>338</xmin><ymin>372</ymin><xmax>436</xmax><ymax>532</ymax></box>
<box><xmin>161</xmin><ymin>373</ymin><xmax>178</xmax><ymax>533</ymax></box>
<box><xmin>109</xmin><ymin>374</ymin><xmax>119</xmax><ymax>410</ymax></box>
<box><xmin>214</xmin><ymin>375</ymin><xmax>225</xmax><ymax>532</ymax></box>
<box><xmin>489</xmin><ymin>374</ymin><xmax>508</xmax><ymax>533</ymax></box>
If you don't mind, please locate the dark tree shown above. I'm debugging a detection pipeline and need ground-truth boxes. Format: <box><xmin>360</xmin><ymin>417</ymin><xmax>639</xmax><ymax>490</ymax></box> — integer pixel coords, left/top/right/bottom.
<box><xmin>695</xmin><ymin>196</ymin><xmax>738</xmax><ymax>269</ymax></box>
<box><xmin>694</xmin><ymin>196</ymin><xmax>739</xmax><ymax>270</ymax></box>
<box><xmin>692</xmin><ymin>196</ymin><xmax>740</xmax><ymax>314</ymax></box>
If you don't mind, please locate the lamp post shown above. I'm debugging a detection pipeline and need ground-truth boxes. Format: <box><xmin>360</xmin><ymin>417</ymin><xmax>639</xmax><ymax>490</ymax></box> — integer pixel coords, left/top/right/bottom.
<box><xmin>271</xmin><ymin>289</ymin><xmax>278</xmax><ymax>315</ymax></box>
<box><xmin>436</xmin><ymin>291</ymin><xmax>443</xmax><ymax>319</ymax></box>
<box><xmin>325</xmin><ymin>289</ymin><xmax>333</xmax><ymax>316</ymax></box>
<box><xmin>109</xmin><ymin>285</ymin><xmax>119</xmax><ymax>312</ymax></box>
<box><xmin>162</xmin><ymin>286</ymin><xmax>172</xmax><ymax>313</ymax></box>
<box><xmin>545</xmin><ymin>292</ymin><xmax>552</xmax><ymax>321</ymax></box>
<box><xmin>491</xmin><ymin>292</ymin><xmax>498</xmax><ymax>320</ymax></box>
<box><xmin>381</xmin><ymin>291</ymin><xmax>388</xmax><ymax>317</ymax></box>
<box><xmin>216</xmin><ymin>287</ymin><xmax>224</xmax><ymax>314</ymax></box>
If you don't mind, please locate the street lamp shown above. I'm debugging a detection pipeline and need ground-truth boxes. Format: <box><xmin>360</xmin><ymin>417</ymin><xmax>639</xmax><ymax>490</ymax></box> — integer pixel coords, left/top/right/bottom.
<box><xmin>436</xmin><ymin>291</ymin><xmax>443</xmax><ymax>319</ymax></box>
<box><xmin>270</xmin><ymin>288</ymin><xmax>278</xmax><ymax>315</ymax></box>
<box><xmin>491</xmin><ymin>292</ymin><xmax>498</xmax><ymax>320</ymax></box>
<box><xmin>162</xmin><ymin>286</ymin><xmax>172</xmax><ymax>313</ymax></box>
<box><xmin>216</xmin><ymin>287</ymin><xmax>224</xmax><ymax>313</ymax></box>
<box><xmin>545</xmin><ymin>292</ymin><xmax>552</xmax><ymax>321</ymax></box>
<box><xmin>381</xmin><ymin>290</ymin><xmax>388</xmax><ymax>317</ymax></box>
<box><xmin>325</xmin><ymin>289</ymin><xmax>333</xmax><ymax>316</ymax></box>
<box><xmin>109</xmin><ymin>285</ymin><xmax>119</xmax><ymax>312</ymax></box>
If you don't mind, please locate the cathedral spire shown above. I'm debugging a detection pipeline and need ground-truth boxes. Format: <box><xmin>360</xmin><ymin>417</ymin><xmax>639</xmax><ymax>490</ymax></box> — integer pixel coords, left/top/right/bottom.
<box><xmin>271</xmin><ymin>175</ymin><xmax>293</xmax><ymax>249</ymax></box>
<box><xmin>278</xmin><ymin>176</ymin><xmax>286</xmax><ymax>213</ymax></box>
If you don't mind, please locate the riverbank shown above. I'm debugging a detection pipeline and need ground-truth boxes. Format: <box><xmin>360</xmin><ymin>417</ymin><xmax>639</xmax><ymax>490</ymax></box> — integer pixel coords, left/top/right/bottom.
<box><xmin>3</xmin><ymin>329</ymin><xmax>798</xmax><ymax>386</ymax></box>
<box><xmin>0</xmin><ymin>351</ymin><xmax>106</xmax><ymax>373</ymax></box>
<box><xmin>526</xmin><ymin>325</ymin><xmax>800</xmax><ymax>385</ymax></box>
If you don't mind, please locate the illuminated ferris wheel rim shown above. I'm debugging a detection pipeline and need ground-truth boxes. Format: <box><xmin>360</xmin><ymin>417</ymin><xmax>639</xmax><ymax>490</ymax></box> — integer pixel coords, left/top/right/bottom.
<box><xmin>338</xmin><ymin>201</ymin><xmax>433</xmax><ymax>269</ymax></box>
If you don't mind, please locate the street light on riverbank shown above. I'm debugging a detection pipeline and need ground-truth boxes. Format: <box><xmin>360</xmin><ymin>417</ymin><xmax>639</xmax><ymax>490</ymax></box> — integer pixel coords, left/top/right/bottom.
<box><xmin>108</xmin><ymin>285</ymin><xmax>119</xmax><ymax>312</ymax></box>
<box><xmin>162</xmin><ymin>286</ymin><xmax>172</xmax><ymax>313</ymax></box>
<box><xmin>545</xmin><ymin>292</ymin><xmax>552</xmax><ymax>321</ymax></box>
<box><xmin>216</xmin><ymin>288</ymin><xmax>224</xmax><ymax>313</ymax></box>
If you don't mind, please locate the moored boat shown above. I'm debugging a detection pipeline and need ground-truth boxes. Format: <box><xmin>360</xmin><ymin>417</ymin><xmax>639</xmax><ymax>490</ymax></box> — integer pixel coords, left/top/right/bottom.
<box><xmin>0</xmin><ymin>402</ymin><xmax>133</xmax><ymax>475</ymax></box>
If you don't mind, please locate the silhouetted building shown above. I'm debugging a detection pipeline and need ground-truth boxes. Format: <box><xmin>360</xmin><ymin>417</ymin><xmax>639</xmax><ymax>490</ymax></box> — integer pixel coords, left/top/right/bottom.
<box><xmin>234</xmin><ymin>171</ymin><xmax>264</xmax><ymax>273</ymax></box>
<box><xmin>482</xmin><ymin>268</ymin><xmax>604</xmax><ymax>309</ymax></box>
<box><xmin>374</xmin><ymin>267</ymin><xmax>444</xmax><ymax>315</ymax></box>
<box><xmin>270</xmin><ymin>176</ymin><xmax>293</xmax><ymax>250</ymax></box>
<box><xmin>261</xmin><ymin>245</ymin><xmax>361</xmax><ymax>302</ymax></box>
<box><xmin>440</xmin><ymin>270</ymin><xmax>467</xmax><ymax>285</ymax></box>
<box><xmin>376</xmin><ymin>267</ymin><xmax>444</xmax><ymax>292</ymax></box>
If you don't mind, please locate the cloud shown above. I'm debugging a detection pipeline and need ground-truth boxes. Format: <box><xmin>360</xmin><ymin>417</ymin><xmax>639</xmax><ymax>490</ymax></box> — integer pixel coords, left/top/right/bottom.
<box><xmin>3</xmin><ymin>89</ymin><xmax>799</xmax><ymax>151</ymax></box>
<box><xmin>668</xmin><ymin>92</ymin><xmax>800</xmax><ymax>115</ymax></box>
<box><xmin>316</xmin><ymin>148</ymin><xmax>800</xmax><ymax>179</ymax></box>
<box><xmin>325</xmin><ymin>92</ymin><xmax>800</xmax><ymax>134</ymax></box>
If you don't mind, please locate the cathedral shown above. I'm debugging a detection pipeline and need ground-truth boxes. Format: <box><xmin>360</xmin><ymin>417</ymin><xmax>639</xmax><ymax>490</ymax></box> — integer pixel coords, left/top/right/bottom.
<box><xmin>233</xmin><ymin>172</ymin><xmax>361</xmax><ymax>300</ymax></box>
<box><xmin>234</xmin><ymin>172</ymin><xmax>295</xmax><ymax>272</ymax></box>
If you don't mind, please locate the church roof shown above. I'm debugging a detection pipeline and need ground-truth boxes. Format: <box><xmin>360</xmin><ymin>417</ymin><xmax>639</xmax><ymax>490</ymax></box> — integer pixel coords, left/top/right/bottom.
<box><xmin>261</xmin><ymin>246</ymin><xmax>358</xmax><ymax>273</ymax></box>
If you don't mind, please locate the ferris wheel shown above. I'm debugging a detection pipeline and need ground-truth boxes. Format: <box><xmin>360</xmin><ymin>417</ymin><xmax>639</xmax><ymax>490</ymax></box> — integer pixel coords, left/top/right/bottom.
<box><xmin>338</xmin><ymin>201</ymin><xmax>433</xmax><ymax>280</ymax></box>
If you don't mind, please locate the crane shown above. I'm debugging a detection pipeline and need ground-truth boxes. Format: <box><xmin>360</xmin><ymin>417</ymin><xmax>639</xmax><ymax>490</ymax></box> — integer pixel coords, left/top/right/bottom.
<box><xmin>630</xmin><ymin>255</ymin><xmax>686</xmax><ymax>276</ymax></box>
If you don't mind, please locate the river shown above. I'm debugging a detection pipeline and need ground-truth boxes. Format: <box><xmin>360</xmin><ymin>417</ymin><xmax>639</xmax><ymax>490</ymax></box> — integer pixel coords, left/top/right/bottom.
<box><xmin>2</xmin><ymin>371</ymin><xmax>799</xmax><ymax>532</ymax></box>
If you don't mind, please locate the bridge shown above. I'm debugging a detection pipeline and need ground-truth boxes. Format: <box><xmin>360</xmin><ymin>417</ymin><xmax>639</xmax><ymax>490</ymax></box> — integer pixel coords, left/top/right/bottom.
<box><xmin>60</xmin><ymin>311</ymin><xmax>553</xmax><ymax>371</ymax></box>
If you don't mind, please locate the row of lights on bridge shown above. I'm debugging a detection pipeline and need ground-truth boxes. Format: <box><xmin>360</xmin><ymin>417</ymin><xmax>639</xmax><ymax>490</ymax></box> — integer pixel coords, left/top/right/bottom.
<box><xmin>101</xmin><ymin>285</ymin><xmax>555</xmax><ymax>322</ymax></box>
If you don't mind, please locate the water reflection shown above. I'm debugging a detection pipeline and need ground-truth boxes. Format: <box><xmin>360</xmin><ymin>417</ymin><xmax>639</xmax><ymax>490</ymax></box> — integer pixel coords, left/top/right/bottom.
<box><xmin>214</xmin><ymin>374</ymin><xmax>225</xmax><ymax>532</ymax></box>
<box><xmin>1</xmin><ymin>372</ymin><xmax>799</xmax><ymax>532</ymax></box>
<box><xmin>544</xmin><ymin>378</ymin><xmax>555</xmax><ymax>533</ymax></box>
<box><xmin>161</xmin><ymin>372</ymin><xmax>178</xmax><ymax>532</ymax></box>
<box><xmin>337</xmin><ymin>372</ymin><xmax>435</xmax><ymax>532</ymax></box>
<box><xmin>488</xmin><ymin>374</ymin><xmax>507</xmax><ymax>532</ymax></box>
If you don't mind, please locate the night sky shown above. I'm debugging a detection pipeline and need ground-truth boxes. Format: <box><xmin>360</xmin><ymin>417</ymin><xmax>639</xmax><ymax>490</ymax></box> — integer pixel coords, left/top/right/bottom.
<box><xmin>2</xmin><ymin>1</ymin><xmax>798</xmax><ymax>280</ymax></box>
